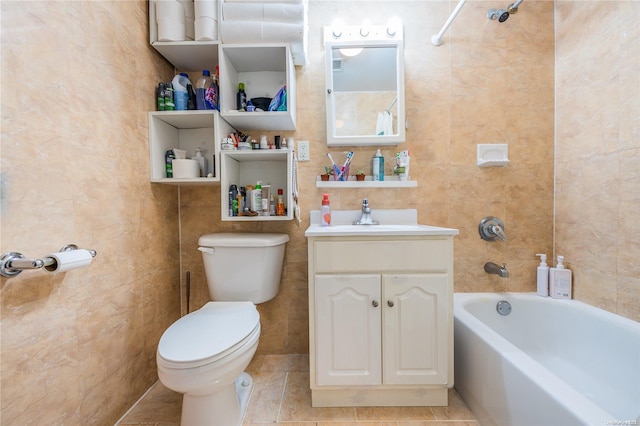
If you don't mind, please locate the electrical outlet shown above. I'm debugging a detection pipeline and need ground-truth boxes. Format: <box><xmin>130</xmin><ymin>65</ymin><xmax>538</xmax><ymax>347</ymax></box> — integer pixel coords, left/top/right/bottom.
<box><xmin>298</xmin><ymin>140</ymin><xmax>310</xmax><ymax>161</ymax></box>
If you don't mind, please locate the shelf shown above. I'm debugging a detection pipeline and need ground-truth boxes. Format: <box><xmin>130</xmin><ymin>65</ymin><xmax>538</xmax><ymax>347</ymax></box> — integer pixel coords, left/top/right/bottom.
<box><xmin>149</xmin><ymin>111</ymin><xmax>234</xmax><ymax>185</ymax></box>
<box><xmin>151</xmin><ymin>41</ymin><xmax>219</xmax><ymax>72</ymax></box>
<box><xmin>316</xmin><ymin>176</ymin><xmax>417</xmax><ymax>188</ymax></box>
<box><xmin>221</xmin><ymin>150</ymin><xmax>293</xmax><ymax>221</ymax></box>
<box><xmin>219</xmin><ymin>44</ymin><xmax>296</xmax><ymax>131</ymax></box>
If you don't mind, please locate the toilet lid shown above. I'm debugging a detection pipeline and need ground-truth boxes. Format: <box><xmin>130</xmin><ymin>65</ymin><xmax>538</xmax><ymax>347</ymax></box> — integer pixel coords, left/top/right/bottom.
<box><xmin>199</xmin><ymin>232</ymin><xmax>289</xmax><ymax>248</ymax></box>
<box><xmin>158</xmin><ymin>301</ymin><xmax>259</xmax><ymax>365</ymax></box>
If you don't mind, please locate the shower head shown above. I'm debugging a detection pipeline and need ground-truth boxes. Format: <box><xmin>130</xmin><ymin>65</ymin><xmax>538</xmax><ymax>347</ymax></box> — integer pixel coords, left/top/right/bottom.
<box><xmin>487</xmin><ymin>8</ymin><xmax>510</xmax><ymax>22</ymax></box>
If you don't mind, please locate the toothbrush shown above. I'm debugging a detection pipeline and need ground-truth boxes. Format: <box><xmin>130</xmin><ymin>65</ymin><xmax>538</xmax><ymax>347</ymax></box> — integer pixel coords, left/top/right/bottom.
<box><xmin>338</xmin><ymin>151</ymin><xmax>354</xmax><ymax>181</ymax></box>
<box><xmin>327</xmin><ymin>153</ymin><xmax>341</xmax><ymax>177</ymax></box>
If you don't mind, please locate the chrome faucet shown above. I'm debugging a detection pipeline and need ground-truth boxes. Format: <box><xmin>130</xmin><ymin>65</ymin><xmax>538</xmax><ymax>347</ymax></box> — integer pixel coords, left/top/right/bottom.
<box><xmin>479</xmin><ymin>217</ymin><xmax>507</xmax><ymax>242</ymax></box>
<box><xmin>353</xmin><ymin>199</ymin><xmax>379</xmax><ymax>225</ymax></box>
<box><xmin>484</xmin><ymin>262</ymin><xmax>509</xmax><ymax>278</ymax></box>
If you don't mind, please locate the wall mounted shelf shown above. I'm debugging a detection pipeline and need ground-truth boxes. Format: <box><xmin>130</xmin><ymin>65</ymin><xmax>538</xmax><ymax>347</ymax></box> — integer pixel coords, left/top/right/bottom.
<box><xmin>316</xmin><ymin>176</ymin><xmax>417</xmax><ymax>188</ymax></box>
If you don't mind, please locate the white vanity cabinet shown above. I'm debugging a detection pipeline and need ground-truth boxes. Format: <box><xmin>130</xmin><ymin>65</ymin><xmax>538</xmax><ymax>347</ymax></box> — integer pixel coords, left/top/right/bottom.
<box><xmin>307</xmin><ymin>235</ymin><xmax>455</xmax><ymax>407</ymax></box>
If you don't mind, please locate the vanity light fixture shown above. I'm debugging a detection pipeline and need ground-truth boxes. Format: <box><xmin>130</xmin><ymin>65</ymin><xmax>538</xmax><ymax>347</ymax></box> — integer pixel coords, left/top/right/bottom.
<box><xmin>325</xmin><ymin>21</ymin><xmax>403</xmax><ymax>45</ymax></box>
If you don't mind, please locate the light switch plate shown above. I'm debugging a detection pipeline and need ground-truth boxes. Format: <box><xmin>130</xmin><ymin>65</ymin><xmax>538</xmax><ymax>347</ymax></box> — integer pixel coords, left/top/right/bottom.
<box><xmin>298</xmin><ymin>141</ymin><xmax>310</xmax><ymax>161</ymax></box>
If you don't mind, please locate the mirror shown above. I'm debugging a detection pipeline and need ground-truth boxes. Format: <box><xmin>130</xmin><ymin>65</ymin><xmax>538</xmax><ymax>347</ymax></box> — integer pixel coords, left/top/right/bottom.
<box><xmin>325</xmin><ymin>26</ymin><xmax>405</xmax><ymax>146</ymax></box>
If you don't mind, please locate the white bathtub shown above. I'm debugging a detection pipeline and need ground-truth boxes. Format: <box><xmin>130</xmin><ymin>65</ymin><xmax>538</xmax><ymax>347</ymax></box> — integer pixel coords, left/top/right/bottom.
<box><xmin>454</xmin><ymin>292</ymin><xmax>640</xmax><ymax>426</ymax></box>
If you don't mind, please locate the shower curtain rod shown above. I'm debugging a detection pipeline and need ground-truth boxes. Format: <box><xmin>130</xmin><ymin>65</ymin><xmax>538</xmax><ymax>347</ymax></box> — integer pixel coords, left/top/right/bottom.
<box><xmin>431</xmin><ymin>0</ymin><xmax>468</xmax><ymax>46</ymax></box>
<box><xmin>386</xmin><ymin>96</ymin><xmax>398</xmax><ymax>113</ymax></box>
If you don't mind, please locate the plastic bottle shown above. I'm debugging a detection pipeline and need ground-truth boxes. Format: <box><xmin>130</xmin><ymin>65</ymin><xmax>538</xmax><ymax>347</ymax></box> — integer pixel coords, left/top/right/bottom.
<box><xmin>191</xmin><ymin>147</ymin><xmax>206</xmax><ymax>177</ymax></box>
<box><xmin>252</xmin><ymin>181</ymin><xmax>262</xmax><ymax>213</ymax></box>
<box><xmin>372</xmin><ymin>149</ymin><xmax>384</xmax><ymax>181</ymax></box>
<box><xmin>172</xmin><ymin>72</ymin><xmax>192</xmax><ymax>110</ymax></box>
<box><xmin>549</xmin><ymin>255</ymin><xmax>572</xmax><ymax>299</ymax></box>
<box><xmin>164</xmin><ymin>82</ymin><xmax>175</xmax><ymax>110</ymax></box>
<box><xmin>237</xmin><ymin>82</ymin><xmax>247</xmax><ymax>111</ymax></box>
<box><xmin>212</xmin><ymin>66</ymin><xmax>220</xmax><ymax>111</ymax></box>
<box><xmin>156</xmin><ymin>82</ymin><xmax>165</xmax><ymax>111</ymax></box>
<box><xmin>321</xmin><ymin>194</ymin><xmax>331</xmax><ymax>227</ymax></box>
<box><xmin>165</xmin><ymin>149</ymin><xmax>175</xmax><ymax>178</ymax></box>
<box><xmin>195</xmin><ymin>70</ymin><xmax>214</xmax><ymax>110</ymax></box>
<box><xmin>277</xmin><ymin>188</ymin><xmax>285</xmax><ymax>216</ymax></box>
<box><xmin>187</xmin><ymin>84</ymin><xmax>196</xmax><ymax>110</ymax></box>
<box><xmin>229</xmin><ymin>184</ymin><xmax>238</xmax><ymax>216</ymax></box>
<box><xmin>535</xmin><ymin>254</ymin><xmax>549</xmax><ymax>297</ymax></box>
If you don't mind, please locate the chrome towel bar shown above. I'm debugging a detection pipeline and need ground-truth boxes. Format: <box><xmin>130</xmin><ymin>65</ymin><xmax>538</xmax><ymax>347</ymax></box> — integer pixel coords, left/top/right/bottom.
<box><xmin>0</xmin><ymin>245</ymin><xmax>97</xmax><ymax>278</ymax></box>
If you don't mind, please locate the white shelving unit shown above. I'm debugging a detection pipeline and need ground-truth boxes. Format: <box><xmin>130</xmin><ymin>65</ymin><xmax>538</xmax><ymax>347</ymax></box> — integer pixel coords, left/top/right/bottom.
<box><xmin>148</xmin><ymin>0</ymin><xmax>219</xmax><ymax>71</ymax></box>
<box><xmin>218</xmin><ymin>44</ymin><xmax>296</xmax><ymax>131</ymax></box>
<box><xmin>220</xmin><ymin>150</ymin><xmax>294</xmax><ymax>221</ymax></box>
<box><xmin>316</xmin><ymin>176</ymin><xmax>417</xmax><ymax>188</ymax></box>
<box><xmin>149</xmin><ymin>111</ymin><xmax>233</xmax><ymax>185</ymax></box>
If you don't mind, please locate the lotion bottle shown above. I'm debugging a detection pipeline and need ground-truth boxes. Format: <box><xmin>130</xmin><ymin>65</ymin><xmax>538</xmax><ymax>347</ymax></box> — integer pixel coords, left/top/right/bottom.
<box><xmin>372</xmin><ymin>149</ymin><xmax>384</xmax><ymax>181</ymax></box>
<box><xmin>549</xmin><ymin>255</ymin><xmax>572</xmax><ymax>299</ymax></box>
<box><xmin>535</xmin><ymin>254</ymin><xmax>549</xmax><ymax>297</ymax></box>
<box><xmin>321</xmin><ymin>193</ymin><xmax>331</xmax><ymax>227</ymax></box>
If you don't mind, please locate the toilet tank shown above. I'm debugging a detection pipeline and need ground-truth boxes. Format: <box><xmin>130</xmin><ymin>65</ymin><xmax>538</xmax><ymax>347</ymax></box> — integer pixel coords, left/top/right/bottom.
<box><xmin>198</xmin><ymin>233</ymin><xmax>289</xmax><ymax>304</ymax></box>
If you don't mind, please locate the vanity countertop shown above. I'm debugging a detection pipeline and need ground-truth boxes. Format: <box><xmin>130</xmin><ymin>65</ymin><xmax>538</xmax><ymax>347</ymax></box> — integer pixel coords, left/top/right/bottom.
<box><xmin>305</xmin><ymin>209</ymin><xmax>459</xmax><ymax>237</ymax></box>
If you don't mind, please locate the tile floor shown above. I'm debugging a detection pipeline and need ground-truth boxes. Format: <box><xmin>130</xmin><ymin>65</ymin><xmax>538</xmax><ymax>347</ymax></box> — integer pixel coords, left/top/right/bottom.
<box><xmin>117</xmin><ymin>354</ymin><xmax>479</xmax><ymax>426</ymax></box>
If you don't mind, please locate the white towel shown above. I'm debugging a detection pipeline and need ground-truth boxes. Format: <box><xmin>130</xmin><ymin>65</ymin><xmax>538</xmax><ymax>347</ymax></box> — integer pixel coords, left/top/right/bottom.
<box><xmin>224</xmin><ymin>0</ymin><xmax>304</xmax><ymax>3</ymax></box>
<box><xmin>222</xmin><ymin>2</ymin><xmax>304</xmax><ymax>23</ymax></box>
<box><xmin>376</xmin><ymin>111</ymin><xmax>393</xmax><ymax>136</ymax></box>
<box><xmin>220</xmin><ymin>21</ymin><xmax>304</xmax><ymax>43</ymax></box>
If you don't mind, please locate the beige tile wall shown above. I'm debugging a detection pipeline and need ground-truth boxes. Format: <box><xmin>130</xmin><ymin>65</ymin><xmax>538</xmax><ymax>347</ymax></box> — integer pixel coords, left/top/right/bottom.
<box><xmin>180</xmin><ymin>0</ymin><xmax>556</xmax><ymax>355</ymax></box>
<box><xmin>555</xmin><ymin>0</ymin><xmax>640</xmax><ymax>322</ymax></box>
<box><xmin>1</xmin><ymin>1</ymin><xmax>180</xmax><ymax>424</ymax></box>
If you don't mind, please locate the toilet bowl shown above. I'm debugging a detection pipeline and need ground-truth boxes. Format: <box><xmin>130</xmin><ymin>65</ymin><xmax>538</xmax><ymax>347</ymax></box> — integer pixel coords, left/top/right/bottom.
<box><xmin>157</xmin><ymin>233</ymin><xmax>289</xmax><ymax>426</ymax></box>
<box><xmin>157</xmin><ymin>302</ymin><xmax>260</xmax><ymax>426</ymax></box>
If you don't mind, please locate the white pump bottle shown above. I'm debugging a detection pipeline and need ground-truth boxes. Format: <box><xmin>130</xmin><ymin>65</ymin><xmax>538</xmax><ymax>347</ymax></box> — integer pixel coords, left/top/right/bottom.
<box><xmin>535</xmin><ymin>254</ymin><xmax>549</xmax><ymax>297</ymax></box>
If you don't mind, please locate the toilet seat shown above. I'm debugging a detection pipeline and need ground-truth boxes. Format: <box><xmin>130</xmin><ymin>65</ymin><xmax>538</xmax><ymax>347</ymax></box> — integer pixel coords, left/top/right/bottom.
<box><xmin>157</xmin><ymin>301</ymin><xmax>259</xmax><ymax>369</ymax></box>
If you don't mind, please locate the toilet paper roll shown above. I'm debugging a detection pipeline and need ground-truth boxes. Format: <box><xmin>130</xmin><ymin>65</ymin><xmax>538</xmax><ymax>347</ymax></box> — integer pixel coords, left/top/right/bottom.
<box><xmin>156</xmin><ymin>0</ymin><xmax>186</xmax><ymax>41</ymax></box>
<box><xmin>194</xmin><ymin>0</ymin><xmax>218</xmax><ymax>19</ymax></box>
<box><xmin>195</xmin><ymin>17</ymin><xmax>218</xmax><ymax>41</ymax></box>
<box><xmin>45</xmin><ymin>249</ymin><xmax>93</xmax><ymax>273</ymax></box>
<box><xmin>172</xmin><ymin>159</ymin><xmax>201</xmax><ymax>178</ymax></box>
<box><xmin>220</xmin><ymin>21</ymin><xmax>303</xmax><ymax>43</ymax></box>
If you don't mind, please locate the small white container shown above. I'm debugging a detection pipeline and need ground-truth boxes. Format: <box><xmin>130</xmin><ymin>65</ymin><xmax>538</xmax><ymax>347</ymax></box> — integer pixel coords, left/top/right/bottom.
<box><xmin>536</xmin><ymin>254</ymin><xmax>549</xmax><ymax>297</ymax></box>
<box><xmin>549</xmin><ymin>255</ymin><xmax>572</xmax><ymax>299</ymax></box>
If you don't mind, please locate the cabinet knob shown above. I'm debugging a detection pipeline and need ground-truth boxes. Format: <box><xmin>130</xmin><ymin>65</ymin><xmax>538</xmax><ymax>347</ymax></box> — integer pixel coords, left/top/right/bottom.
<box><xmin>387</xmin><ymin>300</ymin><xmax>395</xmax><ymax>307</ymax></box>
<box><xmin>372</xmin><ymin>300</ymin><xmax>379</xmax><ymax>308</ymax></box>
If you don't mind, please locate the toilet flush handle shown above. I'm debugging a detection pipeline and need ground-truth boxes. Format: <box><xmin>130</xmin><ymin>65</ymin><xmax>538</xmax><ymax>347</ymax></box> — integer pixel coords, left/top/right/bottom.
<box><xmin>198</xmin><ymin>247</ymin><xmax>215</xmax><ymax>255</ymax></box>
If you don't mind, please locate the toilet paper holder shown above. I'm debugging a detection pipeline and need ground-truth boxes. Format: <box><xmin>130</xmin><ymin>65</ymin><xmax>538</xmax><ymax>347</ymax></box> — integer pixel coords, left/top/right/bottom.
<box><xmin>0</xmin><ymin>244</ymin><xmax>97</xmax><ymax>277</ymax></box>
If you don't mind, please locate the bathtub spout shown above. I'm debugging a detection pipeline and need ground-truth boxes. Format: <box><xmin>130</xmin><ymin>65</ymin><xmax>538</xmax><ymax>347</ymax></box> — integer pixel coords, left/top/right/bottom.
<box><xmin>484</xmin><ymin>262</ymin><xmax>509</xmax><ymax>278</ymax></box>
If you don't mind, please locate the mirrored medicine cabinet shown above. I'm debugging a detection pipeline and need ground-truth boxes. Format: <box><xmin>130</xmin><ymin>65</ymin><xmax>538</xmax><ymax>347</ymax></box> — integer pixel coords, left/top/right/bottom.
<box><xmin>324</xmin><ymin>25</ymin><xmax>405</xmax><ymax>146</ymax></box>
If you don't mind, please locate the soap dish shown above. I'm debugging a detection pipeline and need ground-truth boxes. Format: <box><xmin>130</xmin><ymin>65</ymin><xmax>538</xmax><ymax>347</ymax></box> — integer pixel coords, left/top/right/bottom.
<box><xmin>477</xmin><ymin>144</ymin><xmax>509</xmax><ymax>167</ymax></box>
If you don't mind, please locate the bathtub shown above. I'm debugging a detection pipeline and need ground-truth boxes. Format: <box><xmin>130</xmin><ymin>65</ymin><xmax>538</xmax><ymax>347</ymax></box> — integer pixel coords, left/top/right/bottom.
<box><xmin>454</xmin><ymin>293</ymin><xmax>640</xmax><ymax>426</ymax></box>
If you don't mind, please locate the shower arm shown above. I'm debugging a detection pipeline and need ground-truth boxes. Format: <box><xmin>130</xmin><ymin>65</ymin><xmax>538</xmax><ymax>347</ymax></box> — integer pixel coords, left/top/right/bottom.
<box><xmin>431</xmin><ymin>0</ymin><xmax>468</xmax><ymax>46</ymax></box>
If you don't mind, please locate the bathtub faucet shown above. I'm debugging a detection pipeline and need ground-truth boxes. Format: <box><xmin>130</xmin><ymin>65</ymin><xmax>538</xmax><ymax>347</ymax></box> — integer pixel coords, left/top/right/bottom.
<box><xmin>484</xmin><ymin>262</ymin><xmax>509</xmax><ymax>278</ymax></box>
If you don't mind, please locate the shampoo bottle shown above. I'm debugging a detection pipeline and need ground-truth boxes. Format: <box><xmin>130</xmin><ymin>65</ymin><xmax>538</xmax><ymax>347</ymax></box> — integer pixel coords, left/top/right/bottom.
<box><xmin>321</xmin><ymin>194</ymin><xmax>331</xmax><ymax>227</ymax></box>
<box><xmin>549</xmin><ymin>255</ymin><xmax>572</xmax><ymax>299</ymax></box>
<box><xmin>372</xmin><ymin>149</ymin><xmax>384</xmax><ymax>181</ymax></box>
<box><xmin>535</xmin><ymin>254</ymin><xmax>549</xmax><ymax>297</ymax></box>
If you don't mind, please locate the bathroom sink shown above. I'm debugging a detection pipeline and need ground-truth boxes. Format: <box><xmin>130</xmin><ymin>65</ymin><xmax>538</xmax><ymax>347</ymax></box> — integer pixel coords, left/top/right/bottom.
<box><xmin>305</xmin><ymin>209</ymin><xmax>459</xmax><ymax>237</ymax></box>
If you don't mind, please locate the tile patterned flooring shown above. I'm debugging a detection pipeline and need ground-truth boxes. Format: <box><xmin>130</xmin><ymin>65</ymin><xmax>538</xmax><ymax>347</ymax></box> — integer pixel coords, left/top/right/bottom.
<box><xmin>117</xmin><ymin>354</ymin><xmax>479</xmax><ymax>426</ymax></box>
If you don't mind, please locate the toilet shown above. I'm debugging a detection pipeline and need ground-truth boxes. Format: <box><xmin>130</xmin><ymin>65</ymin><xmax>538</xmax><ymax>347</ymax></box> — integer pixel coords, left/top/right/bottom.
<box><xmin>156</xmin><ymin>233</ymin><xmax>289</xmax><ymax>426</ymax></box>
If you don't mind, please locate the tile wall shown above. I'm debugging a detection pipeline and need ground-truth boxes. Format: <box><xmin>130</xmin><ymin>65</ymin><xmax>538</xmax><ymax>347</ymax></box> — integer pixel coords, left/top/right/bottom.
<box><xmin>555</xmin><ymin>0</ymin><xmax>640</xmax><ymax>321</ymax></box>
<box><xmin>1</xmin><ymin>1</ymin><xmax>179</xmax><ymax>424</ymax></box>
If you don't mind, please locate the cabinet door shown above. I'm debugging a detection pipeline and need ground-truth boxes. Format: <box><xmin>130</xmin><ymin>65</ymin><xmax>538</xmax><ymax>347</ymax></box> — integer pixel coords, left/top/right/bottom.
<box><xmin>382</xmin><ymin>274</ymin><xmax>449</xmax><ymax>385</ymax></box>
<box><xmin>315</xmin><ymin>274</ymin><xmax>381</xmax><ymax>386</ymax></box>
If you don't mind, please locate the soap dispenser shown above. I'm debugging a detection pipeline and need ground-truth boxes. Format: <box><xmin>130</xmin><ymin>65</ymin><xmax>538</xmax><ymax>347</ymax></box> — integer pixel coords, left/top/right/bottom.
<box><xmin>535</xmin><ymin>254</ymin><xmax>549</xmax><ymax>297</ymax></box>
<box><xmin>191</xmin><ymin>147</ymin><xmax>206</xmax><ymax>177</ymax></box>
<box><xmin>549</xmin><ymin>255</ymin><xmax>572</xmax><ymax>299</ymax></box>
<box><xmin>321</xmin><ymin>194</ymin><xmax>331</xmax><ymax>227</ymax></box>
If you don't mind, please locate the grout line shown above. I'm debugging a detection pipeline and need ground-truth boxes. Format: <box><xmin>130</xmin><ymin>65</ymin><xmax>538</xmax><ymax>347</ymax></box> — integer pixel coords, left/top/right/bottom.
<box><xmin>275</xmin><ymin>371</ymin><xmax>290</xmax><ymax>422</ymax></box>
<box><xmin>114</xmin><ymin>380</ymin><xmax>160</xmax><ymax>425</ymax></box>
